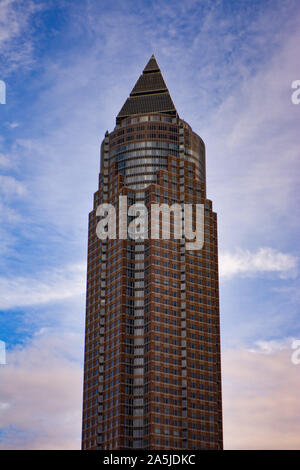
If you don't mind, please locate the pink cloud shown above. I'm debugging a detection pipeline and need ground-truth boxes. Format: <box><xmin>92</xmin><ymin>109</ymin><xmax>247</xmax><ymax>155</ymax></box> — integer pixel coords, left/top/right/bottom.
<box><xmin>1</xmin><ymin>335</ymin><xmax>300</xmax><ymax>449</ymax></box>
<box><xmin>0</xmin><ymin>333</ymin><xmax>82</xmax><ymax>449</ymax></box>
<box><xmin>222</xmin><ymin>341</ymin><xmax>300</xmax><ymax>449</ymax></box>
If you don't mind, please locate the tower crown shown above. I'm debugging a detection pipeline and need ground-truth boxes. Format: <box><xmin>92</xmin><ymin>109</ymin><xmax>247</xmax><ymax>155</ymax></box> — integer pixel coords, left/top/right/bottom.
<box><xmin>117</xmin><ymin>54</ymin><xmax>177</xmax><ymax>123</ymax></box>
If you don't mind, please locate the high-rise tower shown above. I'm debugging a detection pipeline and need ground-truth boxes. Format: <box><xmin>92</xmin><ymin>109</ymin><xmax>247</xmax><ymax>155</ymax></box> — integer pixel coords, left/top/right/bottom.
<box><xmin>82</xmin><ymin>55</ymin><xmax>223</xmax><ymax>450</ymax></box>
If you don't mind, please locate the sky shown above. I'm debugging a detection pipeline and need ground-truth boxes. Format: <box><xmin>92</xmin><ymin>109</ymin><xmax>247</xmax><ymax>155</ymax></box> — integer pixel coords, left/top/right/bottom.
<box><xmin>0</xmin><ymin>0</ymin><xmax>299</xmax><ymax>449</ymax></box>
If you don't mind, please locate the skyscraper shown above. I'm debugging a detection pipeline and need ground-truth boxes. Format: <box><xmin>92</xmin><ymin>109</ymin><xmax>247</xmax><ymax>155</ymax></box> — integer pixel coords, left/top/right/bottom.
<box><xmin>82</xmin><ymin>55</ymin><xmax>223</xmax><ymax>450</ymax></box>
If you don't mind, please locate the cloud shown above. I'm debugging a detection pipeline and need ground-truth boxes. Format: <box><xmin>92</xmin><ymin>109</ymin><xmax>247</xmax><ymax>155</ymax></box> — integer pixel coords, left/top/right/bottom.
<box><xmin>223</xmin><ymin>340</ymin><xmax>300</xmax><ymax>449</ymax></box>
<box><xmin>0</xmin><ymin>0</ymin><xmax>39</xmax><ymax>72</ymax></box>
<box><xmin>0</xmin><ymin>263</ymin><xmax>86</xmax><ymax>309</ymax></box>
<box><xmin>200</xmin><ymin>9</ymin><xmax>300</xmax><ymax>249</ymax></box>
<box><xmin>5</xmin><ymin>122</ymin><xmax>20</xmax><ymax>129</ymax></box>
<box><xmin>220</xmin><ymin>247</ymin><xmax>298</xmax><ymax>280</ymax></box>
<box><xmin>0</xmin><ymin>331</ymin><xmax>83</xmax><ymax>450</ymax></box>
<box><xmin>2</xmin><ymin>335</ymin><xmax>300</xmax><ymax>450</ymax></box>
<box><xmin>0</xmin><ymin>0</ymin><xmax>24</xmax><ymax>45</ymax></box>
<box><xmin>0</xmin><ymin>153</ymin><xmax>13</xmax><ymax>168</ymax></box>
<box><xmin>0</xmin><ymin>175</ymin><xmax>26</xmax><ymax>198</ymax></box>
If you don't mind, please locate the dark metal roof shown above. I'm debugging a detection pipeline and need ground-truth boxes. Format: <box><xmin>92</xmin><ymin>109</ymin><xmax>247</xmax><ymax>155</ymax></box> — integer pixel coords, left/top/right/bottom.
<box><xmin>118</xmin><ymin>93</ymin><xmax>176</xmax><ymax>117</ymax></box>
<box><xmin>143</xmin><ymin>55</ymin><xmax>160</xmax><ymax>73</ymax></box>
<box><xmin>117</xmin><ymin>55</ymin><xmax>177</xmax><ymax>120</ymax></box>
<box><xmin>130</xmin><ymin>73</ymin><xmax>167</xmax><ymax>96</ymax></box>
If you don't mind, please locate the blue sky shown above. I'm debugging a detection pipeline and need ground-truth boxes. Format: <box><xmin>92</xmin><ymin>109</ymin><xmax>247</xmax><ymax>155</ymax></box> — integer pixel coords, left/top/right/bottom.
<box><xmin>0</xmin><ymin>0</ymin><xmax>300</xmax><ymax>449</ymax></box>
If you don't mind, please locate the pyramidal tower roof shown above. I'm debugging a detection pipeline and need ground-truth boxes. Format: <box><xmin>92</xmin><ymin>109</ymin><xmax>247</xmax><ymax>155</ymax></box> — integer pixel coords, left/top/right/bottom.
<box><xmin>117</xmin><ymin>55</ymin><xmax>177</xmax><ymax>122</ymax></box>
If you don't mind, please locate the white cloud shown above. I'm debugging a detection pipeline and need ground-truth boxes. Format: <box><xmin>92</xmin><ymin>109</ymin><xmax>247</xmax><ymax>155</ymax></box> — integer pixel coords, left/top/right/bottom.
<box><xmin>0</xmin><ymin>263</ymin><xmax>86</xmax><ymax>309</ymax></box>
<box><xmin>6</xmin><ymin>121</ymin><xmax>20</xmax><ymax>129</ymax></box>
<box><xmin>249</xmin><ymin>338</ymin><xmax>292</xmax><ymax>354</ymax></box>
<box><xmin>220</xmin><ymin>247</ymin><xmax>298</xmax><ymax>280</ymax></box>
